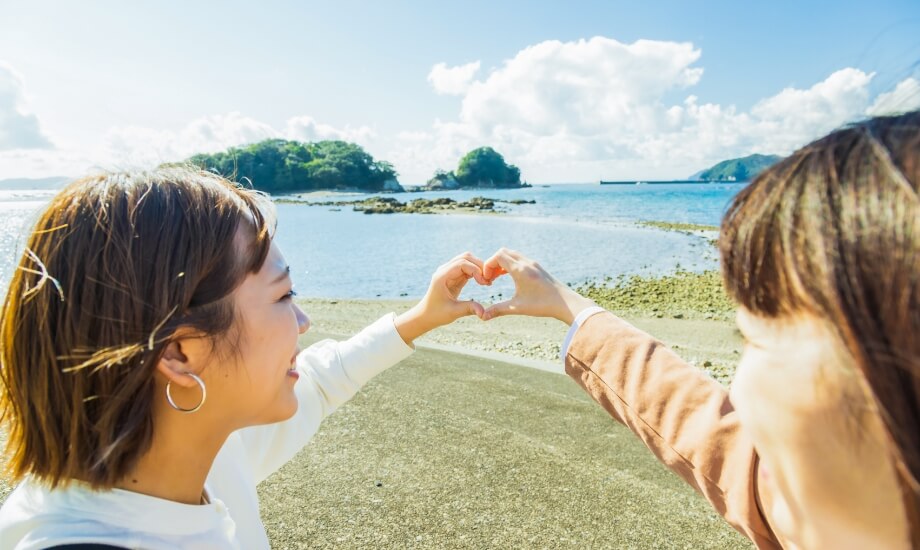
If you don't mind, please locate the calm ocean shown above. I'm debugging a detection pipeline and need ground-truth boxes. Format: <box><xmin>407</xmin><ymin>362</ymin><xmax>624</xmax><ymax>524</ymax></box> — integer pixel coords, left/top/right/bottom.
<box><xmin>0</xmin><ymin>183</ymin><xmax>743</xmax><ymax>300</ymax></box>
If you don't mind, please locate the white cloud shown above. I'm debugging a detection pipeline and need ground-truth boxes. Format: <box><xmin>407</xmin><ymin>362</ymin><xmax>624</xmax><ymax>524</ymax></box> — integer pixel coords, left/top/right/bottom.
<box><xmin>101</xmin><ymin>112</ymin><xmax>277</xmax><ymax>168</ymax></box>
<box><xmin>99</xmin><ymin>113</ymin><xmax>376</xmax><ymax>170</ymax></box>
<box><xmin>0</xmin><ymin>61</ymin><xmax>52</xmax><ymax>150</ymax></box>
<box><xmin>3</xmin><ymin>39</ymin><xmax>917</xmax><ymax>184</ymax></box>
<box><xmin>0</xmin><ymin>111</ymin><xmax>378</xmax><ymax>180</ymax></box>
<box><xmin>284</xmin><ymin>116</ymin><xmax>375</xmax><ymax>144</ymax></box>
<box><xmin>459</xmin><ymin>38</ymin><xmax>703</xmax><ymax>136</ymax></box>
<box><xmin>867</xmin><ymin>77</ymin><xmax>920</xmax><ymax>116</ymax></box>
<box><xmin>393</xmin><ymin>37</ymin><xmax>916</xmax><ymax>183</ymax></box>
<box><xmin>427</xmin><ymin>61</ymin><xmax>481</xmax><ymax>95</ymax></box>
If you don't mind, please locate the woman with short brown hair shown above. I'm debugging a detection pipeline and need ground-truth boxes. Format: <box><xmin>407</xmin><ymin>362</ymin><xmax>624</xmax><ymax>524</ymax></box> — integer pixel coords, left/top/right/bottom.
<box><xmin>479</xmin><ymin>110</ymin><xmax>920</xmax><ymax>548</ymax></box>
<box><xmin>0</xmin><ymin>167</ymin><xmax>489</xmax><ymax>548</ymax></box>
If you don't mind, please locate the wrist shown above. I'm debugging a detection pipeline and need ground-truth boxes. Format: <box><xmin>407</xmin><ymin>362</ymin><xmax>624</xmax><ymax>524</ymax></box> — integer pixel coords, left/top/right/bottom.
<box><xmin>558</xmin><ymin>289</ymin><xmax>596</xmax><ymax>325</ymax></box>
<box><xmin>394</xmin><ymin>303</ymin><xmax>434</xmax><ymax>345</ymax></box>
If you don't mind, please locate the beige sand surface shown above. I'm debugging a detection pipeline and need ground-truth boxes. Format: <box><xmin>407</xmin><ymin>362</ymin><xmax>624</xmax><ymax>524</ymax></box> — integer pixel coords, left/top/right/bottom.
<box><xmin>257</xmin><ymin>333</ymin><xmax>748</xmax><ymax>549</ymax></box>
<box><xmin>300</xmin><ymin>298</ymin><xmax>742</xmax><ymax>386</ymax></box>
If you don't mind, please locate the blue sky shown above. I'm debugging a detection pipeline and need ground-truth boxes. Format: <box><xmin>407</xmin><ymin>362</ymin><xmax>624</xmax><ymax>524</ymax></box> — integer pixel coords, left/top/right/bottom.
<box><xmin>1</xmin><ymin>0</ymin><xmax>918</xmax><ymax>183</ymax></box>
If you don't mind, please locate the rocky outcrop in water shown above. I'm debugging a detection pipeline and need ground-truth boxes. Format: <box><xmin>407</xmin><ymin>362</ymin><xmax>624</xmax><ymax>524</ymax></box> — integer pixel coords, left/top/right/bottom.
<box><xmin>275</xmin><ymin>196</ymin><xmax>535</xmax><ymax>215</ymax></box>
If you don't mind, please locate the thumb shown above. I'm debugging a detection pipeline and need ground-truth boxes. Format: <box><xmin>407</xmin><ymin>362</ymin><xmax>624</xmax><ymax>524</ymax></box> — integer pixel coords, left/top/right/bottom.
<box><xmin>462</xmin><ymin>299</ymin><xmax>485</xmax><ymax>319</ymax></box>
<box><xmin>482</xmin><ymin>299</ymin><xmax>517</xmax><ymax>321</ymax></box>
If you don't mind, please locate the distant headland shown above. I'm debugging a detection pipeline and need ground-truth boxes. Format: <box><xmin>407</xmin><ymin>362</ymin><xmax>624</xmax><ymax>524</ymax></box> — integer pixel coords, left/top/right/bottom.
<box><xmin>691</xmin><ymin>153</ymin><xmax>783</xmax><ymax>182</ymax></box>
<box><xmin>601</xmin><ymin>153</ymin><xmax>783</xmax><ymax>185</ymax></box>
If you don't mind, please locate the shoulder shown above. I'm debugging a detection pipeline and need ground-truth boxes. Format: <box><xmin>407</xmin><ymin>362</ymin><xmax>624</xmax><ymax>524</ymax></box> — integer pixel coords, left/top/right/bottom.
<box><xmin>0</xmin><ymin>481</ymin><xmax>115</xmax><ymax>548</ymax></box>
<box><xmin>0</xmin><ymin>478</ymin><xmax>235</xmax><ymax>549</ymax></box>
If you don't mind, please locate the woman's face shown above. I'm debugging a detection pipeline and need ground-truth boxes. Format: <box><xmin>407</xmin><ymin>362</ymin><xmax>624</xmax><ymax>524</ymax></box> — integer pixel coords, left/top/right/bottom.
<box><xmin>729</xmin><ymin>309</ymin><xmax>906</xmax><ymax>549</ymax></box>
<box><xmin>200</xmin><ymin>239</ymin><xmax>310</xmax><ymax>428</ymax></box>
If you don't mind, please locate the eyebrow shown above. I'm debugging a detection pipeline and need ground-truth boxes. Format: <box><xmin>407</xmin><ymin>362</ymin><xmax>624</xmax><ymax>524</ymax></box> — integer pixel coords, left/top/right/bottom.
<box><xmin>271</xmin><ymin>265</ymin><xmax>291</xmax><ymax>285</ymax></box>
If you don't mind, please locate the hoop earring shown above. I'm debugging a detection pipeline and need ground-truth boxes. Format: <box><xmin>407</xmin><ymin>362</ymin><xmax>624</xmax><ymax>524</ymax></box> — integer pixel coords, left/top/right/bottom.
<box><xmin>165</xmin><ymin>372</ymin><xmax>207</xmax><ymax>413</ymax></box>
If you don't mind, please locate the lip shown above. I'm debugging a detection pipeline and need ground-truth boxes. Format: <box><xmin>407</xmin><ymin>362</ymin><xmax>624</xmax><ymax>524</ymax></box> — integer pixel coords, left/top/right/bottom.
<box><xmin>286</xmin><ymin>348</ymin><xmax>301</xmax><ymax>380</ymax></box>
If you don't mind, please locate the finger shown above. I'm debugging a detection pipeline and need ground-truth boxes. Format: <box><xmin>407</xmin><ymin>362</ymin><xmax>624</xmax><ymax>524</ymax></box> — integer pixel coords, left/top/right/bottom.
<box><xmin>456</xmin><ymin>259</ymin><xmax>489</xmax><ymax>285</ymax></box>
<box><xmin>482</xmin><ymin>299</ymin><xmax>517</xmax><ymax>321</ymax></box>
<box><xmin>450</xmin><ymin>251</ymin><xmax>484</xmax><ymax>267</ymax></box>
<box><xmin>482</xmin><ymin>249</ymin><xmax>516</xmax><ymax>280</ymax></box>
<box><xmin>483</xmin><ymin>266</ymin><xmax>507</xmax><ymax>282</ymax></box>
<box><xmin>459</xmin><ymin>299</ymin><xmax>485</xmax><ymax>319</ymax></box>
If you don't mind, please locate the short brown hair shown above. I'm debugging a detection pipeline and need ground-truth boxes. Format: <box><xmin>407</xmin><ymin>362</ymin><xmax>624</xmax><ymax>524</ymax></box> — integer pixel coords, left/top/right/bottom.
<box><xmin>0</xmin><ymin>166</ymin><xmax>273</xmax><ymax>488</ymax></box>
<box><xmin>720</xmin><ymin>110</ymin><xmax>920</xmax><ymax>544</ymax></box>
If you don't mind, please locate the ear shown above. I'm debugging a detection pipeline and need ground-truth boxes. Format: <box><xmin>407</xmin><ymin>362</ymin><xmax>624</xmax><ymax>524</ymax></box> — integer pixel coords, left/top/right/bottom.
<box><xmin>155</xmin><ymin>328</ymin><xmax>206</xmax><ymax>389</ymax></box>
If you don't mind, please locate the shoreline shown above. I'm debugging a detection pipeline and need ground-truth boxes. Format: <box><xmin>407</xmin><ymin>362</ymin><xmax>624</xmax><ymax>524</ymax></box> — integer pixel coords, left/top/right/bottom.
<box><xmin>274</xmin><ymin>195</ymin><xmax>534</xmax><ymax>216</ymax></box>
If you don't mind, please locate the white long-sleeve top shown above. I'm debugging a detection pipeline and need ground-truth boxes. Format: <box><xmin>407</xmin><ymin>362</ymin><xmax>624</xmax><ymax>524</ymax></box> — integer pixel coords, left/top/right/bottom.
<box><xmin>0</xmin><ymin>313</ymin><xmax>414</xmax><ymax>550</ymax></box>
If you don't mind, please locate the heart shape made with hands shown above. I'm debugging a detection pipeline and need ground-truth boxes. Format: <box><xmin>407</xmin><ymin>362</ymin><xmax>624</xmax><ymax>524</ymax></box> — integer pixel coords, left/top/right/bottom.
<box><xmin>443</xmin><ymin>248</ymin><xmax>591</xmax><ymax>323</ymax></box>
<box><xmin>436</xmin><ymin>249</ymin><xmax>544</xmax><ymax>322</ymax></box>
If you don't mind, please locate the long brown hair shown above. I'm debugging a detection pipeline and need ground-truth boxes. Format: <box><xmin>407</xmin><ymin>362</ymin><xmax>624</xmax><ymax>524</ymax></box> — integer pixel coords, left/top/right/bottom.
<box><xmin>720</xmin><ymin>110</ymin><xmax>920</xmax><ymax>544</ymax></box>
<box><xmin>0</xmin><ymin>166</ymin><xmax>273</xmax><ymax>489</ymax></box>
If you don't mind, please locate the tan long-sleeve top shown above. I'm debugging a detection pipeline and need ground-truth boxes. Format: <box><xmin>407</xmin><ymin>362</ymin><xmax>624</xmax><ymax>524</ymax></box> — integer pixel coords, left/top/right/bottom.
<box><xmin>564</xmin><ymin>311</ymin><xmax>783</xmax><ymax>549</ymax></box>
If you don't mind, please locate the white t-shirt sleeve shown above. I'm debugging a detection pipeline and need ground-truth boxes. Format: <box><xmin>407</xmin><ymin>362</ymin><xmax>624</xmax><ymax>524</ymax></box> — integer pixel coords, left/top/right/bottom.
<box><xmin>559</xmin><ymin>306</ymin><xmax>607</xmax><ymax>362</ymax></box>
<box><xmin>238</xmin><ymin>313</ymin><xmax>414</xmax><ymax>484</ymax></box>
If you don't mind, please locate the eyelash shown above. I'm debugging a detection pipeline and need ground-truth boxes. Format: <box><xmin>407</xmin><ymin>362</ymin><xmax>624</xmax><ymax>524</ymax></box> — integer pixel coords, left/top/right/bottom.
<box><xmin>281</xmin><ymin>289</ymin><xmax>298</xmax><ymax>301</ymax></box>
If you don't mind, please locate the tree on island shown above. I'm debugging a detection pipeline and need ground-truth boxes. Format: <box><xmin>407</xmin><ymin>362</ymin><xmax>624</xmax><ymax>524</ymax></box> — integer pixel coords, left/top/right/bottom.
<box><xmin>456</xmin><ymin>147</ymin><xmax>524</xmax><ymax>187</ymax></box>
<box><xmin>187</xmin><ymin>139</ymin><xmax>400</xmax><ymax>194</ymax></box>
<box><xmin>426</xmin><ymin>147</ymin><xmax>526</xmax><ymax>189</ymax></box>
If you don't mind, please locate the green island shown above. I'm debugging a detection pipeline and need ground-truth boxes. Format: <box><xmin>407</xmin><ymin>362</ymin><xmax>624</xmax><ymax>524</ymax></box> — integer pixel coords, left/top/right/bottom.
<box><xmin>424</xmin><ymin>147</ymin><xmax>530</xmax><ymax>190</ymax></box>
<box><xmin>276</xmin><ymin>195</ymin><xmax>536</xmax><ymax>215</ymax></box>
<box><xmin>188</xmin><ymin>139</ymin><xmax>401</xmax><ymax>194</ymax></box>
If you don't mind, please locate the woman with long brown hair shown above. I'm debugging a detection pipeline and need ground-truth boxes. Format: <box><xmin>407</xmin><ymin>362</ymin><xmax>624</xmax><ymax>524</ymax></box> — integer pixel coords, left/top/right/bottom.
<box><xmin>477</xmin><ymin>110</ymin><xmax>920</xmax><ymax>548</ymax></box>
<box><xmin>0</xmin><ymin>167</ymin><xmax>490</xmax><ymax>548</ymax></box>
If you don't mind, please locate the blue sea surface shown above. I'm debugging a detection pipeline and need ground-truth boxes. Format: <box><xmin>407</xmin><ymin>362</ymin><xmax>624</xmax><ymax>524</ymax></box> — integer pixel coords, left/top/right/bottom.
<box><xmin>0</xmin><ymin>184</ymin><xmax>743</xmax><ymax>300</ymax></box>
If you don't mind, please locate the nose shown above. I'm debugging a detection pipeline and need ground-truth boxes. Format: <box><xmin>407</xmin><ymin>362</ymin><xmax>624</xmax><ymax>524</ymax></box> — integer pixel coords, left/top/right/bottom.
<box><xmin>295</xmin><ymin>305</ymin><xmax>310</xmax><ymax>334</ymax></box>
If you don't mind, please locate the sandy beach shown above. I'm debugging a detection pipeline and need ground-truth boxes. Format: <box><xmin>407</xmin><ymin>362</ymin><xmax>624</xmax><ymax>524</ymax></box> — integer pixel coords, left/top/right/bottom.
<box><xmin>0</xmin><ymin>278</ymin><xmax>749</xmax><ymax>548</ymax></box>
<box><xmin>256</xmin><ymin>302</ymin><xmax>747</xmax><ymax>549</ymax></box>
<box><xmin>300</xmin><ymin>284</ymin><xmax>741</xmax><ymax>387</ymax></box>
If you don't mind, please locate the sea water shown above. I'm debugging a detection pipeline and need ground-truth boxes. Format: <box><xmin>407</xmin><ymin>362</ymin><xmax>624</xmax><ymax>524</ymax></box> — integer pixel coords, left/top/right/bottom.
<box><xmin>0</xmin><ymin>184</ymin><xmax>743</xmax><ymax>300</ymax></box>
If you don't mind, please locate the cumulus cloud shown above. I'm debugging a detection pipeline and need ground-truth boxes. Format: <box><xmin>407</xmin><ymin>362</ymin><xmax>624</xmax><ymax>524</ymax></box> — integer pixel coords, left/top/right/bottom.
<box><xmin>427</xmin><ymin>61</ymin><xmax>481</xmax><ymax>95</ymax></box>
<box><xmin>99</xmin><ymin>112</ymin><xmax>277</xmax><ymax>168</ymax></box>
<box><xmin>394</xmin><ymin>37</ymin><xmax>916</xmax><ymax>183</ymax></box>
<box><xmin>285</xmin><ymin>116</ymin><xmax>375</xmax><ymax>144</ymax></box>
<box><xmin>1</xmin><ymin>111</ymin><xmax>377</xmax><ymax>179</ymax></box>
<box><xmin>0</xmin><ymin>61</ymin><xmax>52</xmax><ymax>150</ymax></box>
<box><xmin>867</xmin><ymin>77</ymin><xmax>920</xmax><ymax>116</ymax></box>
<box><xmin>4</xmin><ymin>38</ymin><xmax>916</xmax><ymax>183</ymax></box>
<box><xmin>96</xmin><ymin>112</ymin><xmax>375</xmax><ymax>171</ymax></box>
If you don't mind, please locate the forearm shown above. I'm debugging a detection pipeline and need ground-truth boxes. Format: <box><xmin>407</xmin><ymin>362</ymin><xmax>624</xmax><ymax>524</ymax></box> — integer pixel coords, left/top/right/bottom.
<box><xmin>394</xmin><ymin>304</ymin><xmax>430</xmax><ymax>346</ymax></box>
<box><xmin>564</xmin><ymin>311</ymin><xmax>780</xmax><ymax>548</ymax></box>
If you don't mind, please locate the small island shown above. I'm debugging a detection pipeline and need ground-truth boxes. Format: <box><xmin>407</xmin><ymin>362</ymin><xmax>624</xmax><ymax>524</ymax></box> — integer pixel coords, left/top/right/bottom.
<box><xmin>423</xmin><ymin>147</ymin><xmax>531</xmax><ymax>190</ymax></box>
<box><xmin>187</xmin><ymin>139</ymin><xmax>402</xmax><ymax>194</ymax></box>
